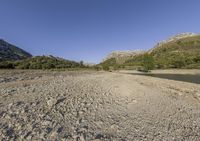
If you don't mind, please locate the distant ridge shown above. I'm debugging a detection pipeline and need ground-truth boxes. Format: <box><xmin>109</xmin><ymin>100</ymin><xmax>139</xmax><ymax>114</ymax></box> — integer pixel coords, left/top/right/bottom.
<box><xmin>104</xmin><ymin>50</ymin><xmax>145</xmax><ymax>60</ymax></box>
<box><xmin>102</xmin><ymin>50</ymin><xmax>146</xmax><ymax>64</ymax></box>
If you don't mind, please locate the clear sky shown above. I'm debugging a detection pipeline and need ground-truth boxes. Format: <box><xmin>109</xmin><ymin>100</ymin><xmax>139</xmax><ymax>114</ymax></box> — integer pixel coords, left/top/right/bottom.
<box><xmin>0</xmin><ymin>0</ymin><xmax>200</xmax><ymax>63</ymax></box>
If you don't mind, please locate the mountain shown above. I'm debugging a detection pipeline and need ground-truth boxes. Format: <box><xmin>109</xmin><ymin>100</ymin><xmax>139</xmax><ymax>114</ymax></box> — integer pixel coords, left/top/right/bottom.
<box><xmin>99</xmin><ymin>50</ymin><xmax>145</xmax><ymax>70</ymax></box>
<box><xmin>102</xmin><ymin>50</ymin><xmax>145</xmax><ymax>65</ymax></box>
<box><xmin>0</xmin><ymin>55</ymin><xmax>84</xmax><ymax>69</ymax></box>
<box><xmin>14</xmin><ymin>55</ymin><xmax>83</xmax><ymax>69</ymax></box>
<box><xmin>99</xmin><ymin>33</ymin><xmax>200</xmax><ymax>69</ymax></box>
<box><xmin>149</xmin><ymin>33</ymin><xmax>200</xmax><ymax>68</ymax></box>
<box><xmin>104</xmin><ymin>50</ymin><xmax>146</xmax><ymax>61</ymax></box>
<box><xmin>0</xmin><ymin>40</ymin><xmax>86</xmax><ymax>69</ymax></box>
<box><xmin>149</xmin><ymin>33</ymin><xmax>198</xmax><ymax>53</ymax></box>
<box><xmin>0</xmin><ymin>39</ymin><xmax>32</xmax><ymax>61</ymax></box>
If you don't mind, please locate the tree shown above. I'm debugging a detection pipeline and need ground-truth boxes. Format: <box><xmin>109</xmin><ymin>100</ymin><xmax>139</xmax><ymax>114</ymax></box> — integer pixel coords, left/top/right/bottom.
<box><xmin>142</xmin><ymin>54</ymin><xmax>155</xmax><ymax>72</ymax></box>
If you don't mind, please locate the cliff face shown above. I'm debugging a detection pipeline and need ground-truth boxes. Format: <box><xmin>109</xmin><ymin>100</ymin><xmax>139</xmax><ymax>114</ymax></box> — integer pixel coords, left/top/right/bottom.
<box><xmin>0</xmin><ymin>39</ymin><xmax>32</xmax><ymax>61</ymax></box>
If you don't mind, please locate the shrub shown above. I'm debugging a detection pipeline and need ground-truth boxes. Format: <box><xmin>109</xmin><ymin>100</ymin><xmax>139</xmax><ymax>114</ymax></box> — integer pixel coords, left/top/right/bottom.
<box><xmin>102</xmin><ymin>66</ymin><xmax>110</xmax><ymax>71</ymax></box>
<box><xmin>0</xmin><ymin>61</ymin><xmax>15</xmax><ymax>69</ymax></box>
<box><xmin>142</xmin><ymin>54</ymin><xmax>155</xmax><ymax>72</ymax></box>
<box><xmin>171</xmin><ymin>60</ymin><xmax>185</xmax><ymax>68</ymax></box>
<box><xmin>193</xmin><ymin>56</ymin><xmax>200</xmax><ymax>63</ymax></box>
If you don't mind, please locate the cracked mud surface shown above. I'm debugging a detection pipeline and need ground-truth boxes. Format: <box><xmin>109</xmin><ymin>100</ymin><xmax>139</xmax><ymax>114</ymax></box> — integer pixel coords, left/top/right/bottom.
<box><xmin>0</xmin><ymin>70</ymin><xmax>200</xmax><ymax>141</ymax></box>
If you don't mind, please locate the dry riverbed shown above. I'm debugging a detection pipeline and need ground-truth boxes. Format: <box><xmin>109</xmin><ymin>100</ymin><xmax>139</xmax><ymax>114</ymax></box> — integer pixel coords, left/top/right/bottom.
<box><xmin>0</xmin><ymin>70</ymin><xmax>200</xmax><ymax>141</ymax></box>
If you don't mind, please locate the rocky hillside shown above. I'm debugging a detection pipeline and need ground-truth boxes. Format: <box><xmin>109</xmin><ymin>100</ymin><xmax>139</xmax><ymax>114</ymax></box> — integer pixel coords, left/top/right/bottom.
<box><xmin>101</xmin><ymin>50</ymin><xmax>145</xmax><ymax>66</ymax></box>
<box><xmin>149</xmin><ymin>33</ymin><xmax>199</xmax><ymax>53</ymax></box>
<box><xmin>103</xmin><ymin>50</ymin><xmax>146</xmax><ymax>61</ymax></box>
<box><xmin>100</xmin><ymin>33</ymin><xmax>200</xmax><ymax>69</ymax></box>
<box><xmin>0</xmin><ymin>39</ymin><xmax>32</xmax><ymax>61</ymax></box>
<box><xmin>149</xmin><ymin>33</ymin><xmax>200</xmax><ymax>68</ymax></box>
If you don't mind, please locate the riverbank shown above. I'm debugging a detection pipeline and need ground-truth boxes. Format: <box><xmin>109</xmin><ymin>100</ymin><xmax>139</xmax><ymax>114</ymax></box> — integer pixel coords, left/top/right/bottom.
<box><xmin>0</xmin><ymin>70</ymin><xmax>200</xmax><ymax>140</ymax></box>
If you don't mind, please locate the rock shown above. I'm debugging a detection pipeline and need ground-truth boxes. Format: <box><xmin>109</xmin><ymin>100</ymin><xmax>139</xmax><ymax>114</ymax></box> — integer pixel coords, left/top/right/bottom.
<box><xmin>47</xmin><ymin>97</ymin><xmax>56</xmax><ymax>107</ymax></box>
<box><xmin>42</xmin><ymin>120</ymin><xmax>52</xmax><ymax>126</ymax></box>
<box><xmin>55</xmin><ymin>97</ymin><xmax>66</xmax><ymax>105</ymax></box>
<box><xmin>24</xmin><ymin>131</ymin><xmax>32</xmax><ymax>139</ymax></box>
<box><xmin>46</xmin><ymin>127</ymin><xmax>53</xmax><ymax>134</ymax></box>
<box><xmin>50</xmin><ymin>131</ymin><xmax>58</xmax><ymax>140</ymax></box>
<box><xmin>8</xmin><ymin>103</ymin><xmax>13</xmax><ymax>109</ymax></box>
<box><xmin>79</xmin><ymin>135</ymin><xmax>86</xmax><ymax>141</ymax></box>
<box><xmin>57</xmin><ymin>126</ymin><xmax>64</xmax><ymax>133</ymax></box>
<box><xmin>6</xmin><ymin>128</ymin><xmax>14</xmax><ymax>137</ymax></box>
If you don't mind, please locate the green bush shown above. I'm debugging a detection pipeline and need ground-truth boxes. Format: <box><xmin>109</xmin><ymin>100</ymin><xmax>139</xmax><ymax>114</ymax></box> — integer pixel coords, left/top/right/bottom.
<box><xmin>142</xmin><ymin>54</ymin><xmax>155</xmax><ymax>72</ymax></box>
<box><xmin>0</xmin><ymin>61</ymin><xmax>14</xmax><ymax>69</ymax></box>
<box><xmin>193</xmin><ymin>56</ymin><xmax>200</xmax><ymax>63</ymax></box>
<box><xmin>0</xmin><ymin>56</ymin><xmax>86</xmax><ymax>70</ymax></box>
<box><xmin>102</xmin><ymin>66</ymin><xmax>110</xmax><ymax>71</ymax></box>
<box><xmin>171</xmin><ymin>60</ymin><xmax>185</xmax><ymax>68</ymax></box>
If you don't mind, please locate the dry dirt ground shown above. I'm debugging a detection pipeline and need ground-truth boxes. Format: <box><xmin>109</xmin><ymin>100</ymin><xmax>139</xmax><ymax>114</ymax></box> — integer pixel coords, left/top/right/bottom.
<box><xmin>0</xmin><ymin>70</ymin><xmax>200</xmax><ymax>141</ymax></box>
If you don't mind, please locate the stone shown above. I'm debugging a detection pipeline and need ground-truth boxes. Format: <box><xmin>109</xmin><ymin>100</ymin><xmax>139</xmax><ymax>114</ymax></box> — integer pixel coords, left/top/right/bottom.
<box><xmin>42</xmin><ymin>120</ymin><xmax>52</xmax><ymax>126</ymax></box>
<box><xmin>8</xmin><ymin>103</ymin><xmax>13</xmax><ymax>109</ymax></box>
<box><xmin>47</xmin><ymin>97</ymin><xmax>56</xmax><ymax>107</ymax></box>
<box><xmin>79</xmin><ymin>135</ymin><xmax>86</xmax><ymax>141</ymax></box>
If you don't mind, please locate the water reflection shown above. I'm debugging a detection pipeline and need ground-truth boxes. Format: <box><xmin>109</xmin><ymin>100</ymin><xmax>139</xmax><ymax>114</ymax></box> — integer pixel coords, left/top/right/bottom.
<box><xmin>126</xmin><ymin>72</ymin><xmax>200</xmax><ymax>84</ymax></box>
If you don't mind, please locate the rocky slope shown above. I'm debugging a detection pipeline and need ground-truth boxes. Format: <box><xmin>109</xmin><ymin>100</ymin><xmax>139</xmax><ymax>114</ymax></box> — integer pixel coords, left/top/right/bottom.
<box><xmin>100</xmin><ymin>33</ymin><xmax>200</xmax><ymax>69</ymax></box>
<box><xmin>149</xmin><ymin>33</ymin><xmax>200</xmax><ymax>68</ymax></box>
<box><xmin>100</xmin><ymin>50</ymin><xmax>145</xmax><ymax>68</ymax></box>
<box><xmin>149</xmin><ymin>33</ymin><xmax>199</xmax><ymax>53</ymax></box>
<box><xmin>0</xmin><ymin>70</ymin><xmax>200</xmax><ymax>140</ymax></box>
<box><xmin>103</xmin><ymin>50</ymin><xmax>145</xmax><ymax>61</ymax></box>
<box><xmin>0</xmin><ymin>39</ymin><xmax>32</xmax><ymax>61</ymax></box>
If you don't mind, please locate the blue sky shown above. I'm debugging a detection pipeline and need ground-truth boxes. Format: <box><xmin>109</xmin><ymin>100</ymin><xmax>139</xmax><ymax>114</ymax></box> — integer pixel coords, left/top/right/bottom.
<box><xmin>0</xmin><ymin>0</ymin><xmax>200</xmax><ymax>63</ymax></box>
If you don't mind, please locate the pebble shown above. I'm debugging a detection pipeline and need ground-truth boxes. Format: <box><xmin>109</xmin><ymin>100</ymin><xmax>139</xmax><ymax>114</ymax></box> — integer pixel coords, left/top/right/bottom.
<box><xmin>47</xmin><ymin>98</ymin><xmax>56</xmax><ymax>107</ymax></box>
